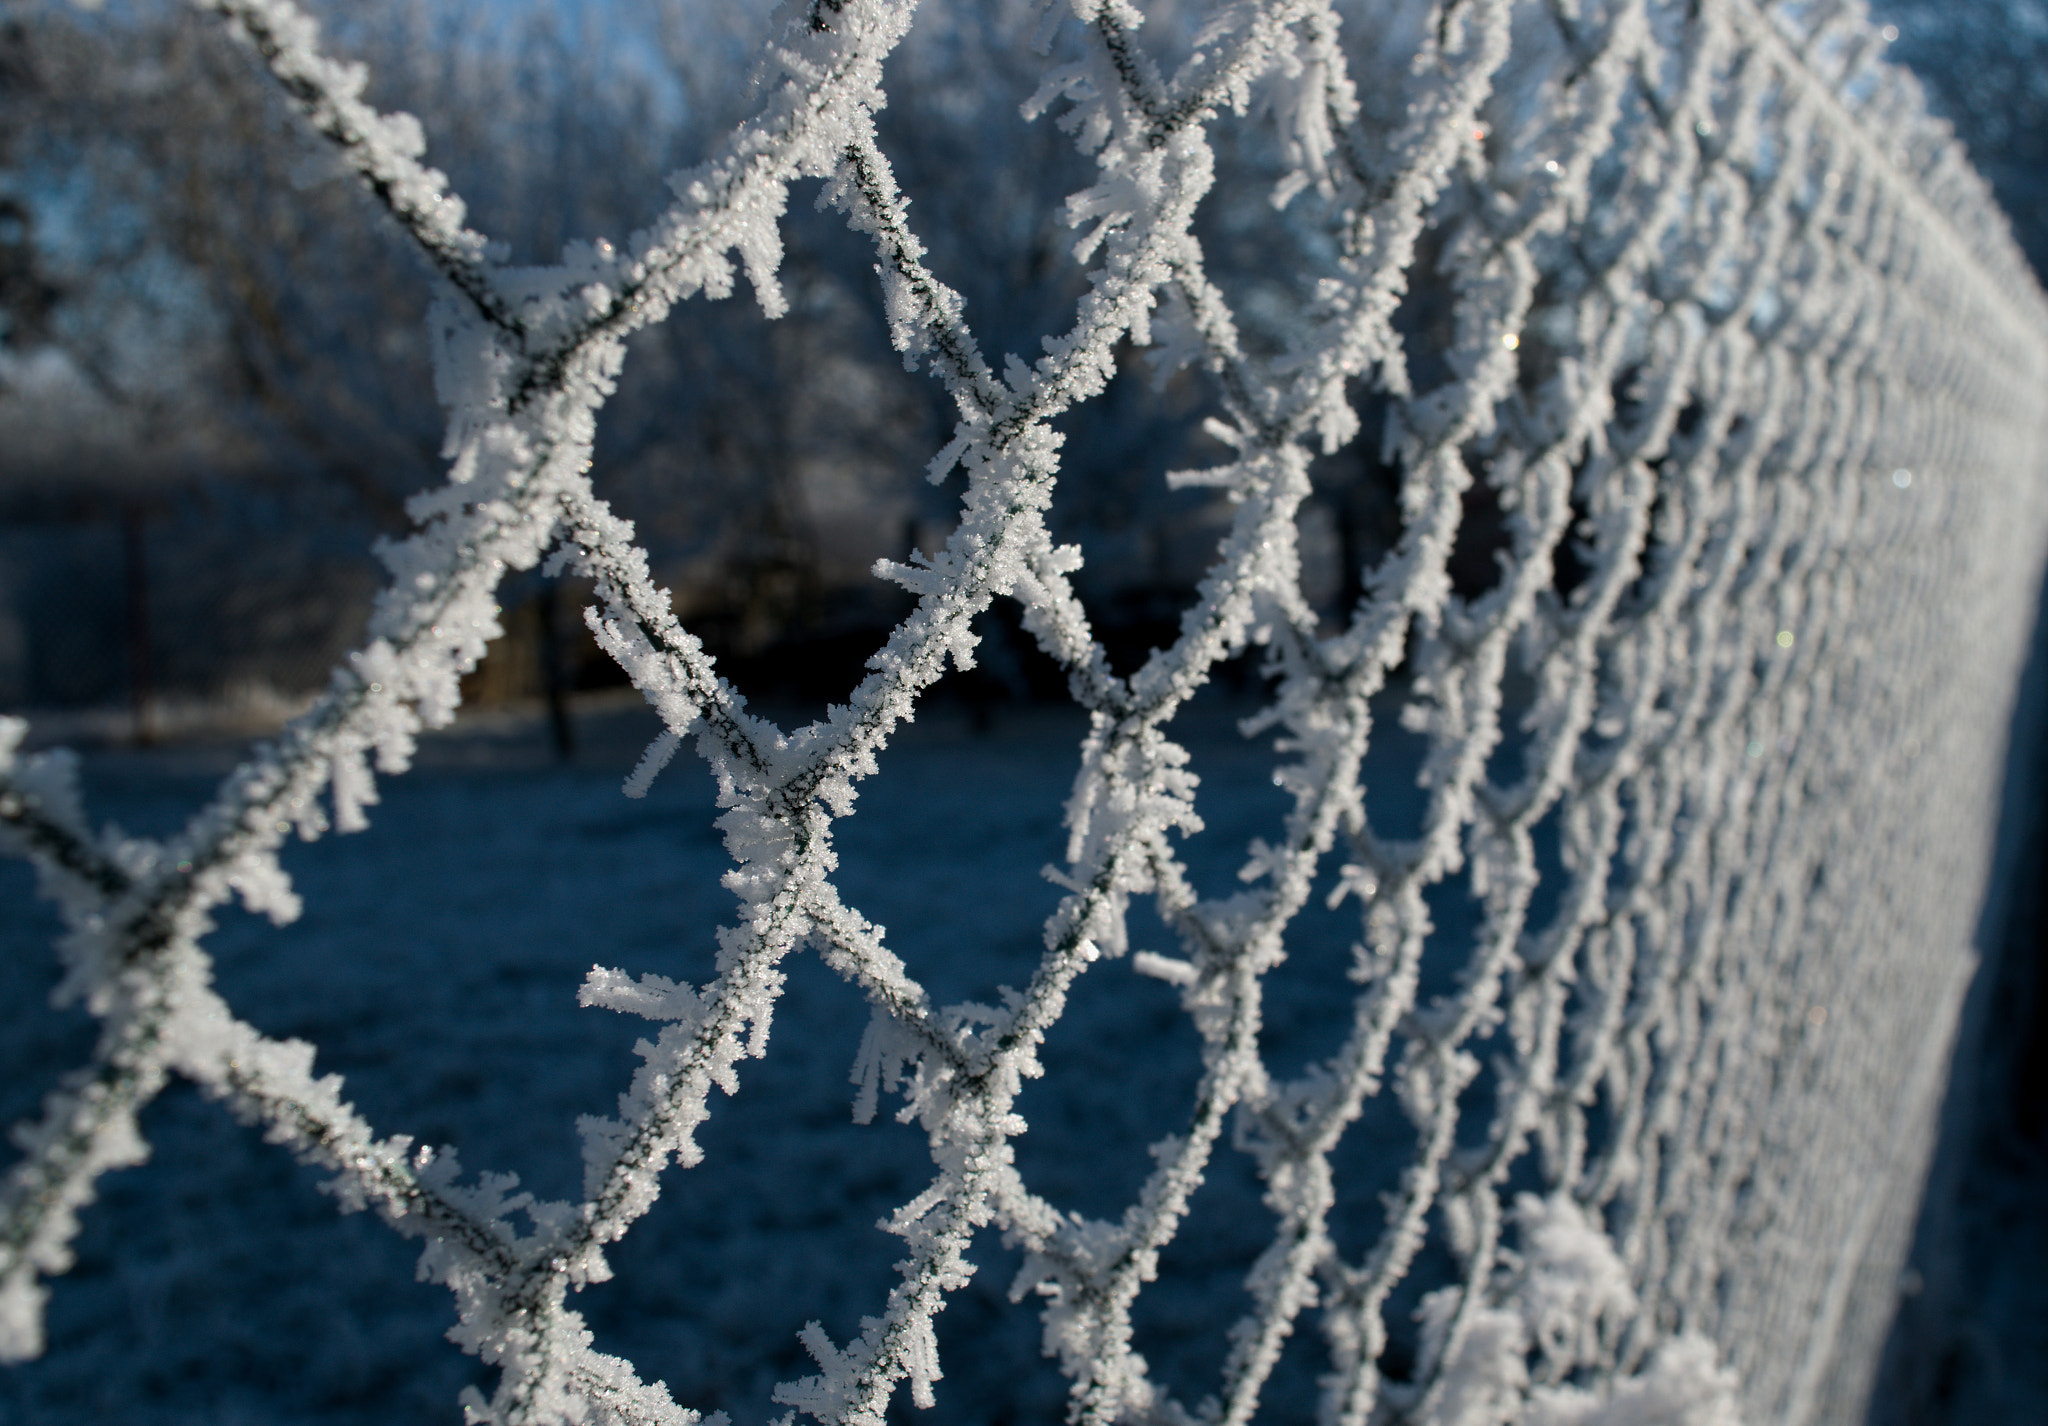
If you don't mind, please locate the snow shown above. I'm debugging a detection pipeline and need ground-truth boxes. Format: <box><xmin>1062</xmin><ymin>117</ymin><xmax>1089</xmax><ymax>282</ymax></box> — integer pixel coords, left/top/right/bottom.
<box><xmin>0</xmin><ymin>696</ymin><xmax>1374</xmax><ymax>1424</ymax></box>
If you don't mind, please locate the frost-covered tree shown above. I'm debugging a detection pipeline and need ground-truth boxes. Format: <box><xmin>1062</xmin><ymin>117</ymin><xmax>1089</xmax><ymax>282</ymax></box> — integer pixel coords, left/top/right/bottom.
<box><xmin>3</xmin><ymin>1</ymin><xmax>2047</xmax><ymax>1424</ymax></box>
<box><xmin>0</xmin><ymin>0</ymin><xmax>1382</xmax><ymax>703</ymax></box>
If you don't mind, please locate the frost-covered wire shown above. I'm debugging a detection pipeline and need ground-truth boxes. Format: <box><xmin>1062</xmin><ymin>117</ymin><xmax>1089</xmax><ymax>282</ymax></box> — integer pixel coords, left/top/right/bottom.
<box><xmin>4</xmin><ymin>0</ymin><xmax>2047</xmax><ymax>1423</ymax></box>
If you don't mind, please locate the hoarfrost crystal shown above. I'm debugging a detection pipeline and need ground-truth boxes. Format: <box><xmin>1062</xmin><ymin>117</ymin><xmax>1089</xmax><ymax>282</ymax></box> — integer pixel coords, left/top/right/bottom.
<box><xmin>4</xmin><ymin>0</ymin><xmax>2046</xmax><ymax>1423</ymax></box>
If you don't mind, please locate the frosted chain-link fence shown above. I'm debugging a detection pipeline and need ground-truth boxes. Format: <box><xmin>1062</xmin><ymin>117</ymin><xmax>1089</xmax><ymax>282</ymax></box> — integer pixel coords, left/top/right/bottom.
<box><xmin>4</xmin><ymin>0</ymin><xmax>2047</xmax><ymax>1422</ymax></box>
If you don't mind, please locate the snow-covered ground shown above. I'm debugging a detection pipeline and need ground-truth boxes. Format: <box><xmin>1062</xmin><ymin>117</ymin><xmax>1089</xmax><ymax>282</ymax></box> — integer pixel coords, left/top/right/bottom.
<box><xmin>0</xmin><ymin>690</ymin><xmax>1442</xmax><ymax>1425</ymax></box>
<box><xmin>6</xmin><ymin>677</ymin><xmax>2045</xmax><ymax>1426</ymax></box>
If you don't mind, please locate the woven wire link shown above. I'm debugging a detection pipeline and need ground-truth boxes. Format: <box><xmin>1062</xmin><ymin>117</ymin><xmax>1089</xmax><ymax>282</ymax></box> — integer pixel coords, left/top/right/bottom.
<box><xmin>3</xmin><ymin>1</ymin><xmax>2046</xmax><ymax>1423</ymax></box>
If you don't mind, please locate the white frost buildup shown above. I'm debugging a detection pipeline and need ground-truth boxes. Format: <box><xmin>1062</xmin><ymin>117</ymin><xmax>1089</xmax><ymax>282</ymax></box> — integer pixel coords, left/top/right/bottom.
<box><xmin>1414</xmin><ymin>1198</ymin><xmax>1741</xmax><ymax>1426</ymax></box>
<box><xmin>5</xmin><ymin>0</ymin><xmax>2047</xmax><ymax>1423</ymax></box>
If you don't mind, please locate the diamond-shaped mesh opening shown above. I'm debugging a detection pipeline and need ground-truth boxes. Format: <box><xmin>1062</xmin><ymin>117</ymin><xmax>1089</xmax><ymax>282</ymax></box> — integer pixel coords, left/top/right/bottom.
<box><xmin>3</xmin><ymin>3</ymin><xmax>2045</xmax><ymax>1425</ymax></box>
